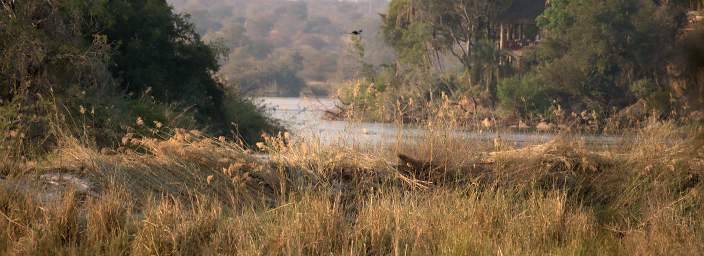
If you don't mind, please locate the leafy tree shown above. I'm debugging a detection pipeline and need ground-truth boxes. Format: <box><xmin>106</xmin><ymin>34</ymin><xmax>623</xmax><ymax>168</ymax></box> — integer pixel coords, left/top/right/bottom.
<box><xmin>245</xmin><ymin>13</ymin><xmax>275</xmax><ymax>40</ymax></box>
<box><xmin>0</xmin><ymin>0</ymin><xmax>278</xmax><ymax>155</ymax></box>
<box><xmin>532</xmin><ymin>0</ymin><xmax>679</xmax><ymax>112</ymax></box>
<box><xmin>206</xmin><ymin>23</ymin><xmax>251</xmax><ymax>50</ymax></box>
<box><xmin>303</xmin><ymin>16</ymin><xmax>338</xmax><ymax>35</ymax></box>
<box><xmin>0</xmin><ymin>0</ymin><xmax>127</xmax><ymax>153</ymax></box>
<box><xmin>674</xmin><ymin>25</ymin><xmax>704</xmax><ymax>110</ymax></box>
<box><xmin>88</xmin><ymin>0</ymin><xmax>230</xmax><ymax>130</ymax></box>
<box><xmin>381</xmin><ymin>0</ymin><xmax>512</xmax><ymax>101</ymax></box>
<box><xmin>224</xmin><ymin>50</ymin><xmax>306</xmax><ymax>97</ymax></box>
<box><xmin>272</xmin><ymin>1</ymin><xmax>309</xmax><ymax>42</ymax></box>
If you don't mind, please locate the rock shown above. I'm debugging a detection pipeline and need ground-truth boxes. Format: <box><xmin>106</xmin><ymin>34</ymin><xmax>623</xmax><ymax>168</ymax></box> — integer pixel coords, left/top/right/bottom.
<box><xmin>38</xmin><ymin>173</ymin><xmax>97</xmax><ymax>201</ymax></box>
<box><xmin>0</xmin><ymin>172</ymin><xmax>98</xmax><ymax>204</ymax></box>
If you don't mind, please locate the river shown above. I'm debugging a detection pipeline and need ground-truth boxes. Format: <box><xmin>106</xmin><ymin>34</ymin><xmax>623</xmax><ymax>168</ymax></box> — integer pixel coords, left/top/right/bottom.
<box><xmin>256</xmin><ymin>97</ymin><xmax>622</xmax><ymax>147</ymax></box>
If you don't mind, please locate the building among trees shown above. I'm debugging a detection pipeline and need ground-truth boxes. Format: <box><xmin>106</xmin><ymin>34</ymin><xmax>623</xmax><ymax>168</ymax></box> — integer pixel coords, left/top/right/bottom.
<box><xmin>686</xmin><ymin>0</ymin><xmax>704</xmax><ymax>28</ymax></box>
<box><xmin>496</xmin><ymin>0</ymin><xmax>546</xmax><ymax>51</ymax></box>
<box><xmin>496</xmin><ymin>0</ymin><xmax>547</xmax><ymax>66</ymax></box>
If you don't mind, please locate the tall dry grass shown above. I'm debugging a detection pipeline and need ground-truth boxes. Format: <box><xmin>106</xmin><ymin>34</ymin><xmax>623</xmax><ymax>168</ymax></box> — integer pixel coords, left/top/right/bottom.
<box><xmin>0</xmin><ymin>100</ymin><xmax>703</xmax><ymax>255</ymax></box>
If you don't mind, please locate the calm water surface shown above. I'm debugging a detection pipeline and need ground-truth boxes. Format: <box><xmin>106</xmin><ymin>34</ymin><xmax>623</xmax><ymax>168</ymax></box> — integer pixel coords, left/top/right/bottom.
<box><xmin>256</xmin><ymin>97</ymin><xmax>621</xmax><ymax>147</ymax></box>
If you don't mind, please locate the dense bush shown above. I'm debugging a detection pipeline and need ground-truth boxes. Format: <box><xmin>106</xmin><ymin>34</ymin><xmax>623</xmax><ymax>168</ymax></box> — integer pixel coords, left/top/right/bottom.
<box><xmin>85</xmin><ymin>0</ymin><xmax>235</xmax><ymax>131</ymax></box>
<box><xmin>0</xmin><ymin>1</ymin><xmax>126</xmax><ymax>155</ymax></box>
<box><xmin>497</xmin><ymin>74</ymin><xmax>557</xmax><ymax>118</ymax></box>
<box><xmin>530</xmin><ymin>0</ymin><xmax>679</xmax><ymax>114</ymax></box>
<box><xmin>0</xmin><ymin>0</ymin><xmax>277</xmax><ymax>157</ymax></box>
<box><xmin>352</xmin><ymin>0</ymin><xmax>697</xmax><ymax>124</ymax></box>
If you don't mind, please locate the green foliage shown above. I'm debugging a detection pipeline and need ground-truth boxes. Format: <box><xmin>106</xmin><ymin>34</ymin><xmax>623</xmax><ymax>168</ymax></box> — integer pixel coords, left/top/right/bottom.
<box><xmin>372</xmin><ymin>0</ymin><xmax>696</xmax><ymax>122</ymax></box>
<box><xmin>224</xmin><ymin>50</ymin><xmax>306</xmax><ymax>97</ymax></box>
<box><xmin>497</xmin><ymin>74</ymin><xmax>557</xmax><ymax>118</ymax></box>
<box><xmin>532</xmin><ymin>0</ymin><xmax>679</xmax><ymax>113</ymax></box>
<box><xmin>349</xmin><ymin>35</ymin><xmax>376</xmax><ymax>81</ymax></box>
<box><xmin>0</xmin><ymin>0</ymin><xmax>278</xmax><ymax>157</ymax></box>
<box><xmin>381</xmin><ymin>0</ymin><xmax>434</xmax><ymax>67</ymax></box>
<box><xmin>676</xmin><ymin>26</ymin><xmax>704</xmax><ymax>108</ymax></box>
<box><xmin>382</xmin><ymin>0</ymin><xmax>511</xmax><ymax>65</ymax></box>
<box><xmin>467</xmin><ymin>39</ymin><xmax>502</xmax><ymax>98</ymax></box>
<box><xmin>381</xmin><ymin>0</ymin><xmax>514</xmax><ymax>106</ymax></box>
<box><xmin>0</xmin><ymin>0</ymin><xmax>127</xmax><ymax>155</ymax></box>
<box><xmin>87</xmin><ymin>0</ymin><xmax>230</xmax><ymax>130</ymax></box>
<box><xmin>222</xmin><ymin>94</ymin><xmax>279</xmax><ymax>143</ymax></box>
<box><xmin>629</xmin><ymin>79</ymin><xmax>657</xmax><ymax>99</ymax></box>
<box><xmin>535</xmin><ymin>0</ymin><xmax>576</xmax><ymax>31</ymax></box>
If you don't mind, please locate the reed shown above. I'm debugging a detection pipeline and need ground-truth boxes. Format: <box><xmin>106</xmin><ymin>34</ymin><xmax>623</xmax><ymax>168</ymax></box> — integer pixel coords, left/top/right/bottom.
<box><xmin>0</xmin><ymin>99</ymin><xmax>702</xmax><ymax>255</ymax></box>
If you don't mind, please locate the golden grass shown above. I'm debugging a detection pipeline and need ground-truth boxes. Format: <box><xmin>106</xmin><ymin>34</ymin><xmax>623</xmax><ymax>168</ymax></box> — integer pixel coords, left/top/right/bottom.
<box><xmin>0</xmin><ymin>118</ymin><xmax>703</xmax><ymax>255</ymax></box>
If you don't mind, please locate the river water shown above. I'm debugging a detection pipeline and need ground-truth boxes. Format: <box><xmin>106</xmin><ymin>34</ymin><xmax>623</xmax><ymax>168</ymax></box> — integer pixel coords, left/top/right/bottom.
<box><xmin>256</xmin><ymin>97</ymin><xmax>621</xmax><ymax>147</ymax></box>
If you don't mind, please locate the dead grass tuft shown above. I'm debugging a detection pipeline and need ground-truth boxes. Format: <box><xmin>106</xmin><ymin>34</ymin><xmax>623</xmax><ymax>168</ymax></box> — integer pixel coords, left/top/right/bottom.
<box><xmin>0</xmin><ymin>119</ymin><xmax>703</xmax><ymax>254</ymax></box>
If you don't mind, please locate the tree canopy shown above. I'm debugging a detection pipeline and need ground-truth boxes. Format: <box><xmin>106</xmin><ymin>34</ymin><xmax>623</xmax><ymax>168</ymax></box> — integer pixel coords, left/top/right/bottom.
<box><xmin>524</xmin><ymin>0</ymin><xmax>679</xmax><ymax>113</ymax></box>
<box><xmin>377</xmin><ymin>0</ymin><xmax>693</xmax><ymax>120</ymax></box>
<box><xmin>0</xmin><ymin>0</ymin><xmax>277</xmax><ymax>155</ymax></box>
<box><xmin>87</xmin><ymin>0</ymin><xmax>228</xmax><ymax>126</ymax></box>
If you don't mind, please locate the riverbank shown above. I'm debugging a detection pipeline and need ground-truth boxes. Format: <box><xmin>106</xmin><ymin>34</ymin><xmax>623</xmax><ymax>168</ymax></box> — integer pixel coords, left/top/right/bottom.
<box><xmin>258</xmin><ymin>97</ymin><xmax>629</xmax><ymax>148</ymax></box>
<box><xmin>1</xmin><ymin>122</ymin><xmax>702</xmax><ymax>254</ymax></box>
<box><xmin>327</xmin><ymin>95</ymin><xmax>704</xmax><ymax>136</ymax></box>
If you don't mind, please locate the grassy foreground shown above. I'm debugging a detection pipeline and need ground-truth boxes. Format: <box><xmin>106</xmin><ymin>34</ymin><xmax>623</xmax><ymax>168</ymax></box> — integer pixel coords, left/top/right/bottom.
<box><xmin>0</xmin><ymin>122</ymin><xmax>703</xmax><ymax>255</ymax></box>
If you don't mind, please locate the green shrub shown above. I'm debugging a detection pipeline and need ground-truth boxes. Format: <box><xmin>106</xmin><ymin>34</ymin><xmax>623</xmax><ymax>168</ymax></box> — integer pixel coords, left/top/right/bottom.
<box><xmin>497</xmin><ymin>74</ymin><xmax>556</xmax><ymax>118</ymax></box>
<box><xmin>222</xmin><ymin>95</ymin><xmax>280</xmax><ymax>144</ymax></box>
<box><xmin>0</xmin><ymin>0</ymin><xmax>278</xmax><ymax>158</ymax></box>
<box><xmin>629</xmin><ymin>79</ymin><xmax>657</xmax><ymax>99</ymax></box>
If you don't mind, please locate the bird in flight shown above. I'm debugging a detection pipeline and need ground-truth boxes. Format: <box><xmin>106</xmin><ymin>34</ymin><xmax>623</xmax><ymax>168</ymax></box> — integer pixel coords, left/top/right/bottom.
<box><xmin>350</xmin><ymin>30</ymin><xmax>363</xmax><ymax>35</ymax></box>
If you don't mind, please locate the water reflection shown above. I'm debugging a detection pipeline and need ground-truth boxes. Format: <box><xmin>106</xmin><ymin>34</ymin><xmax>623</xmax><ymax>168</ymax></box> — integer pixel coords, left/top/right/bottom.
<box><xmin>257</xmin><ymin>97</ymin><xmax>621</xmax><ymax>147</ymax></box>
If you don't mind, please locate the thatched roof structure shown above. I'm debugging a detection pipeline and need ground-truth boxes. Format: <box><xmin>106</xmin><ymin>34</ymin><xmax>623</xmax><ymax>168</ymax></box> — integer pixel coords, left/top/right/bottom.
<box><xmin>498</xmin><ymin>0</ymin><xmax>547</xmax><ymax>24</ymax></box>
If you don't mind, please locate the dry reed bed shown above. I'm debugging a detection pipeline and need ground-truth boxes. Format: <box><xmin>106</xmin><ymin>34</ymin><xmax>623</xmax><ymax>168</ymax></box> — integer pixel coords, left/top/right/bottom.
<box><xmin>0</xmin><ymin>124</ymin><xmax>703</xmax><ymax>255</ymax></box>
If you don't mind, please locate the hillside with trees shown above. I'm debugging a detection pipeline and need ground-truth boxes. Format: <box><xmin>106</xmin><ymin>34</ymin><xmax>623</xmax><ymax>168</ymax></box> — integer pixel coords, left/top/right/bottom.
<box><xmin>168</xmin><ymin>0</ymin><xmax>394</xmax><ymax>96</ymax></box>
<box><xmin>1</xmin><ymin>0</ymin><xmax>277</xmax><ymax>157</ymax></box>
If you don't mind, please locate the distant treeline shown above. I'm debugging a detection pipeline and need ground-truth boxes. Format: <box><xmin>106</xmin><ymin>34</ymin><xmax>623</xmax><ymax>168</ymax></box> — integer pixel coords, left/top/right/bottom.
<box><xmin>169</xmin><ymin>0</ymin><xmax>395</xmax><ymax>97</ymax></box>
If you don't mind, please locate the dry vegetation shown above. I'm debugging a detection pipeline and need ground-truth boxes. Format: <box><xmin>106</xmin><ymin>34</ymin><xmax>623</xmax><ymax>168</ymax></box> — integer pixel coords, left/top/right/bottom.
<box><xmin>1</xmin><ymin>113</ymin><xmax>703</xmax><ymax>255</ymax></box>
<box><xmin>5</xmin><ymin>1</ymin><xmax>703</xmax><ymax>254</ymax></box>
